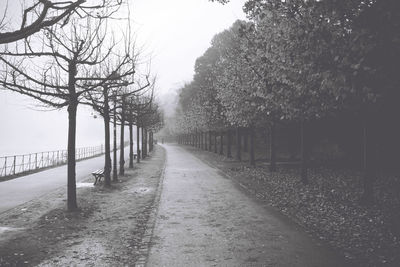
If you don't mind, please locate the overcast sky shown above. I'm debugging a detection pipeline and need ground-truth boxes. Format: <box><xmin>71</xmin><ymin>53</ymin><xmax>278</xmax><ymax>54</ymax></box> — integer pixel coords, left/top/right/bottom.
<box><xmin>0</xmin><ymin>0</ymin><xmax>245</xmax><ymax>155</ymax></box>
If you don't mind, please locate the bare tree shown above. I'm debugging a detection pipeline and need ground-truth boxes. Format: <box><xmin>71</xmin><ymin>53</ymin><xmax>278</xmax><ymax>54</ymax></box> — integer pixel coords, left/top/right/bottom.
<box><xmin>84</xmin><ymin>59</ymin><xmax>151</xmax><ymax>185</ymax></box>
<box><xmin>0</xmin><ymin>16</ymin><xmax>132</xmax><ymax>210</ymax></box>
<box><xmin>0</xmin><ymin>0</ymin><xmax>124</xmax><ymax>44</ymax></box>
<box><xmin>128</xmin><ymin>90</ymin><xmax>163</xmax><ymax>160</ymax></box>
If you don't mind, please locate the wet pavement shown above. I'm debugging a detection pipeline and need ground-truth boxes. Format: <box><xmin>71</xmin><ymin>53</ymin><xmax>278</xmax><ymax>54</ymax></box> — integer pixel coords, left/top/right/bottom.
<box><xmin>0</xmin><ymin>147</ymin><xmax>131</xmax><ymax>214</ymax></box>
<box><xmin>147</xmin><ymin>144</ymin><xmax>347</xmax><ymax>266</ymax></box>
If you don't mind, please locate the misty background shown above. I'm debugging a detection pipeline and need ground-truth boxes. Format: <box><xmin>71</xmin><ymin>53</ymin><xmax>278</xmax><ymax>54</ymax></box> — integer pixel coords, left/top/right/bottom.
<box><xmin>0</xmin><ymin>0</ymin><xmax>245</xmax><ymax>156</ymax></box>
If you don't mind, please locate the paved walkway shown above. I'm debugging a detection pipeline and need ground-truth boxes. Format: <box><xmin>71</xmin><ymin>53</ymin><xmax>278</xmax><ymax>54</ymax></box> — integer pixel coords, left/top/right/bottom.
<box><xmin>147</xmin><ymin>144</ymin><xmax>347</xmax><ymax>266</ymax></box>
<box><xmin>0</xmin><ymin>147</ymin><xmax>131</xmax><ymax>214</ymax></box>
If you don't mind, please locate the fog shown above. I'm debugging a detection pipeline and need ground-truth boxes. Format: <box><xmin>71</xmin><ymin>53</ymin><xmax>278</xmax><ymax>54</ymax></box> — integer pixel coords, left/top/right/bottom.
<box><xmin>0</xmin><ymin>0</ymin><xmax>245</xmax><ymax>156</ymax></box>
<box><xmin>0</xmin><ymin>91</ymin><xmax>105</xmax><ymax>155</ymax></box>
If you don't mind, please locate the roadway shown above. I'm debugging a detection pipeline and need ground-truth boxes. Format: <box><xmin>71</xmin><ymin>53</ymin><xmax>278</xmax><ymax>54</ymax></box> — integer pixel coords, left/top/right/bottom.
<box><xmin>0</xmin><ymin>147</ymin><xmax>131</xmax><ymax>214</ymax></box>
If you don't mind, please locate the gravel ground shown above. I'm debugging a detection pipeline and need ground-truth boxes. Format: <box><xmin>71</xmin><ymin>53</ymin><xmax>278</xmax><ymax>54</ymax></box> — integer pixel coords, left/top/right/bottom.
<box><xmin>0</xmin><ymin>145</ymin><xmax>165</xmax><ymax>266</ymax></box>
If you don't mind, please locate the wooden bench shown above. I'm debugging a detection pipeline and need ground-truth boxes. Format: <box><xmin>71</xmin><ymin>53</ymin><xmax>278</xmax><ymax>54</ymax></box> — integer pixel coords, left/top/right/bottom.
<box><xmin>92</xmin><ymin>169</ymin><xmax>105</xmax><ymax>185</ymax></box>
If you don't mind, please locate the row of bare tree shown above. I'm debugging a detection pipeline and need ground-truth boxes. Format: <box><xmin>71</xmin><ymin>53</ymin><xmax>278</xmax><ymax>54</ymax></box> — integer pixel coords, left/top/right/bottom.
<box><xmin>0</xmin><ymin>0</ymin><xmax>163</xmax><ymax>210</ymax></box>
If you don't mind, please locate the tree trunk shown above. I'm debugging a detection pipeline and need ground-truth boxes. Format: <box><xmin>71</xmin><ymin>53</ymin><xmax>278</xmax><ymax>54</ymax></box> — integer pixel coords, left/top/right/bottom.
<box><xmin>149</xmin><ymin>131</ymin><xmax>152</xmax><ymax>152</ymax></box>
<box><xmin>200</xmin><ymin>131</ymin><xmax>202</xmax><ymax>149</ymax></box>
<box><xmin>196</xmin><ymin>132</ymin><xmax>200</xmax><ymax>148</ymax></box>
<box><xmin>145</xmin><ymin>128</ymin><xmax>148</xmax><ymax>156</ymax></box>
<box><xmin>243</xmin><ymin>128</ymin><xmax>248</xmax><ymax>152</ymax></box>
<box><xmin>361</xmin><ymin>115</ymin><xmax>375</xmax><ymax>204</ymax></box>
<box><xmin>300</xmin><ymin>120</ymin><xmax>308</xmax><ymax>184</ymax></box>
<box><xmin>219</xmin><ymin>131</ymin><xmax>224</xmax><ymax>155</ymax></box>
<box><xmin>199</xmin><ymin>132</ymin><xmax>202</xmax><ymax>149</ymax></box>
<box><xmin>113</xmin><ymin>104</ymin><xmax>117</xmax><ymax>181</ymax></box>
<box><xmin>269</xmin><ymin>123</ymin><xmax>277</xmax><ymax>172</ymax></box>
<box><xmin>203</xmin><ymin>131</ymin><xmax>205</xmax><ymax>150</ymax></box>
<box><xmin>214</xmin><ymin>131</ymin><xmax>217</xmax><ymax>153</ymax></box>
<box><xmin>249</xmin><ymin>126</ymin><xmax>255</xmax><ymax>166</ymax></box>
<box><xmin>195</xmin><ymin>131</ymin><xmax>197</xmax><ymax>148</ymax></box>
<box><xmin>203</xmin><ymin>131</ymin><xmax>206</xmax><ymax>150</ymax></box>
<box><xmin>227</xmin><ymin>129</ymin><xmax>232</xmax><ymax>158</ymax></box>
<box><xmin>136</xmin><ymin>125</ymin><xmax>140</xmax><ymax>163</ymax></box>
<box><xmin>119</xmin><ymin>110</ymin><xmax>125</xmax><ymax>176</ymax></box>
<box><xmin>236</xmin><ymin>127</ymin><xmax>241</xmax><ymax>161</ymax></box>
<box><xmin>144</xmin><ymin>128</ymin><xmax>149</xmax><ymax>157</ymax></box>
<box><xmin>143</xmin><ymin>128</ymin><xmax>146</xmax><ymax>157</ymax></box>
<box><xmin>201</xmin><ymin>131</ymin><xmax>203</xmax><ymax>149</ymax></box>
<box><xmin>66</xmin><ymin>62</ymin><xmax>78</xmax><ymax>211</ymax></box>
<box><xmin>144</xmin><ymin>128</ymin><xmax>148</xmax><ymax>156</ymax></box>
<box><xmin>197</xmin><ymin>131</ymin><xmax>200</xmax><ymax>148</ymax></box>
<box><xmin>103</xmin><ymin>107</ymin><xmax>111</xmax><ymax>186</ymax></box>
<box><xmin>209</xmin><ymin>131</ymin><xmax>212</xmax><ymax>151</ymax></box>
<box><xmin>142</xmin><ymin>127</ymin><xmax>145</xmax><ymax>159</ymax></box>
<box><xmin>67</xmin><ymin>100</ymin><xmax>78</xmax><ymax>211</ymax></box>
<box><xmin>198</xmin><ymin>131</ymin><xmax>201</xmax><ymax>149</ymax></box>
<box><xmin>129</xmin><ymin>122</ymin><xmax>134</xmax><ymax>168</ymax></box>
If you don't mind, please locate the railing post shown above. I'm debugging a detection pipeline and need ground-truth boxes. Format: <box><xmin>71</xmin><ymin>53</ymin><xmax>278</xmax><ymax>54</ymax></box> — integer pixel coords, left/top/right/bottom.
<box><xmin>3</xmin><ymin>157</ymin><xmax>7</xmax><ymax>176</ymax></box>
<box><xmin>1</xmin><ymin>144</ymin><xmax>105</xmax><ymax>178</ymax></box>
<box><xmin>21</xmin><ymin>155</ymin><xmax>24</xmax><ymax>172</ymax></box>
<box><xmin>12</xmin><ymin>156</ymin><xmax>16</xmax><ymax>176</ymax></box>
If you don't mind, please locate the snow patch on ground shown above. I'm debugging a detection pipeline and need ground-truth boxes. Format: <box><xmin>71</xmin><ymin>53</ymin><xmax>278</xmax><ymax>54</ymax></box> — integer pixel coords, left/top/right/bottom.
<box><xmin>0</xmin><ymin>226</ymin><xmax>23</xmax><ymax>234</ymax></box>
<box><xmin>76</xmin><ymin>183</ymin><xmax>94</xmax><ymax>188</ymax></box>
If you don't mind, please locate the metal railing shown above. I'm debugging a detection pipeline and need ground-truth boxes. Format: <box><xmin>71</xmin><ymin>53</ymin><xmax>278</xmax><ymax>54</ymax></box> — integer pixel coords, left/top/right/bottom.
<box><xmin>0</xmin><ymin>145</ymin><xmax>104</xmax><ymax>178</ymax></box>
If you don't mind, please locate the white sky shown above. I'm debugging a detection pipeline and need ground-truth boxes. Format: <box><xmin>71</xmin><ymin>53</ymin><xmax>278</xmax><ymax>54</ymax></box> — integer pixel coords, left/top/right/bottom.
<box><xmin>0</xmin><ymin>0</ymin><xmax>245</xmax><ymax>155</ymax></box>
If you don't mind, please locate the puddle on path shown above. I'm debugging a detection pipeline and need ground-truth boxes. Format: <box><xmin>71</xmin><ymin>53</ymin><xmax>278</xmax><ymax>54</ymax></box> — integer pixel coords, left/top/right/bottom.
<box><xmin>76</xmin><ymin>183</ymin><xmax>94</xmax><ymax>188</ymax></box>
<box><xmin>0</xmin><ymin>226</ymin><xmax>24</xmax><ymax>235</ymax></box>
<box><xmin>129</xmin><ymin>187</ymin><xmax>151</xmax><ymax>194</ymax></box>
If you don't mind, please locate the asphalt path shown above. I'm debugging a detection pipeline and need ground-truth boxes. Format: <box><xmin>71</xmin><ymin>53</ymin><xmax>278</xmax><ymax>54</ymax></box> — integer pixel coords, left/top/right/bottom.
<box><xmin>147</xmin><ymin>144</ymin><xmax>348</xmax><ymax>267</ymax></box>
<box><xmin>0</xmin><ymin>147</ymin><xmax>131</xmax><ymax>214</ymax></box>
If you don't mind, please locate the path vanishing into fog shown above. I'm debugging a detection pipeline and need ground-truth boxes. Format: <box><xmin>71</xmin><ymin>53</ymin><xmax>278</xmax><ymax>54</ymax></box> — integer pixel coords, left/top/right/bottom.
<box><xmin>148</xmin><ymin>144</ymin><xmax>348</xmax><ymax>266</ymax></box>
<box><xmin>0</xmin><ymin>147</ymin><xmax>130</xmax><ymax>214</ymax></box>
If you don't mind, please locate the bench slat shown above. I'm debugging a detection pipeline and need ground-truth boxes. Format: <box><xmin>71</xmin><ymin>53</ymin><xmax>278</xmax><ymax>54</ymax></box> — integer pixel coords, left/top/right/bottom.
<box><xmin>92</xmin><ymin>169</ymin><xmax>104</xmax><ymax>175</ymax></box>
<box><xmin>92</xmin><ymin>169</ymin><xmax>105</xmax><ymax>185</ymax></box>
